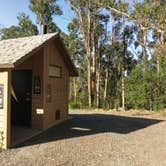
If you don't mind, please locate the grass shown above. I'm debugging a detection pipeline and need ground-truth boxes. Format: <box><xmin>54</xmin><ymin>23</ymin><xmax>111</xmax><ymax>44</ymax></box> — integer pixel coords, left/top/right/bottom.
<box><xmin>70</xmin><ymin>108</ymin><xmax>166</xmax><ymax>118</ymax></box>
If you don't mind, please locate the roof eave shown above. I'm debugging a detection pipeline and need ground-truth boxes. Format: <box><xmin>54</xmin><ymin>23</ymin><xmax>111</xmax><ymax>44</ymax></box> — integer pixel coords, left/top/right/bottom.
<box><xmin>0</xmin><ymin>64</ymin><xmax>14</xmax><ymax>69</ymax></box>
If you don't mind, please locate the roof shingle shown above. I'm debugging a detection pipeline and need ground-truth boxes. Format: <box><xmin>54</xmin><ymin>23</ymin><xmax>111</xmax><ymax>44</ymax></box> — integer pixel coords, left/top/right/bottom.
<box><xmin>0</xmin><ymin>33</ymin><xmax>57</xmax><ymax>66</ymax></box>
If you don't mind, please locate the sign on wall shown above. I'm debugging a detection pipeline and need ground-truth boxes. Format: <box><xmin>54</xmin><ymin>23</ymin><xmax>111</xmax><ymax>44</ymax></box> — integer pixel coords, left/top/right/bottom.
<box><xmin>34</xmin><ymin>76</ymin><xmax>41</xmax><ymax>94</ymax></box>
<box><xmin>49</xmin><ymin>65</ymin><xmax>61</xmax><ymax>78</ymax></box>
<box><xmin>0</xmin><ymin>85</ymin><xmax>4</xmax><ymax>109</ymax></box>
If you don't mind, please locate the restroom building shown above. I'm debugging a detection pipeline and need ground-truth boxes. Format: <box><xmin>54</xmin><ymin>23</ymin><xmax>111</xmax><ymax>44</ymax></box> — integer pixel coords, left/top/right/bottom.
<box><xmin>0</xmin><ymin>33</ymin><xmax>77</xmax><ymax>149</ymax></box>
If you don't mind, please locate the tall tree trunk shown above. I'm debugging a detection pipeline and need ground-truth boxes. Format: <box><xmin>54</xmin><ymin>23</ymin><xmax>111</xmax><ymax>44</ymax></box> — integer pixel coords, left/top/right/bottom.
<box><xmin>111</xmin><ymin>15</ymin><xmax>115</xmax><ymax>45</ymax></box>
<box><xmin>73</xmin><ymin>78</ymin><xmax>77</xmax><ymax>103</ymax></box>
<box><xmin>93</xmin><ymin>17</ymin><xmax>100</xmax><ymax>107</ymax></box>
<box><xmin>142</xmin><ymin>29</ymin><xmax>147</xmax><ymax>72</ymax></box>
<box><xmin>96</xmin><ymin>65</ymin><xmax>100</xmax><ymax>108</ymax></box>
<box><xmin>92</xmin><ymin>38</ymin><xmax>97</xmax><ymax>107</ymax></box>
<box><xmin>104</xmin><ymin>69</ymin><xmax>109</xmax><ymax>103</ymax></box>
<box><xmin>87</xmin><ymin>0</ymin><xmax>92</xmax><ymax>107</ymax></box>
<box><xmin>121</xmin><ymin>16</ymin><xmax>125</xmax><ymax>111</ymax></box>
<box><xmin>156</xmin><ymin>31</ymin><xmax>164</xmax><ymax>75</ymax></box>
<box><xmin>86</xmin><ymin>58</ymin><xmax>92</xmax><ymax>107</ymax></box>
<box><xmin>121</xmin><ymin>66</ymin><xmax>125</xmax><ymax>111</ymax></box>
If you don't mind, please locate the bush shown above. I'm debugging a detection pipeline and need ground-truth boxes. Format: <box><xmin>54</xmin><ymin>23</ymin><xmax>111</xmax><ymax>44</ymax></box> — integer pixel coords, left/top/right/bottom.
<box><xmin>69</xmin><ymin>101</ymin><xmax>81</xmax><ymax>109</ymax></box>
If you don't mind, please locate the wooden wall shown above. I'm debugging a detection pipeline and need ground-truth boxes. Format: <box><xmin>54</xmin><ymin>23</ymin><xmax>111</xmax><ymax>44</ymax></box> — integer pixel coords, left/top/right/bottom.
<box><xmin>0</xmin><ymin>39</ymin><xmax>70</xmax><ymax>148</ymax></box>
<box><xmin>43</xmin><ymin>40</ymin><xmax>69</xmax><ymax>129</ymax></box>
<box><xmin>16</xmin><ymin>49</ymin><xmax>44</xmax><ymax>130</ymax></box>
<box><xmin>15</xmin><ymin>39</ymin><xmax>70</xmax><ymax>130</ymax></box>
<box><xmin>0</xmin><ymin>69</ymin><xmax>11</xmax><ymax>148</ymax></box>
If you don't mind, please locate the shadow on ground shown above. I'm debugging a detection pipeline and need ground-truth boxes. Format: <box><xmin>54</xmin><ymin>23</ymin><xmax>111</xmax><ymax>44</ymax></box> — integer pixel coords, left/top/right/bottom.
<box><xmin>15</xmin><ymin>113</ymin><xmax>164</xmax><ymax>148</ymax></box>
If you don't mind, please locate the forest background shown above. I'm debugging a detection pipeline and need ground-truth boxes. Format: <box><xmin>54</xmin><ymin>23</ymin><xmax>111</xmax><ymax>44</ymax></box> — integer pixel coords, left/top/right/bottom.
<box><xmin>0</xmin><ymin>0</ymin><xmax>166</xmax><ymax>111</ymax></box>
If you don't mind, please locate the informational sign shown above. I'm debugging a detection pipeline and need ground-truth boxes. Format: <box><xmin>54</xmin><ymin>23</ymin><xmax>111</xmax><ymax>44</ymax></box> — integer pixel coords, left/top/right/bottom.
<box><xmin>36</xmin><ymin>109</ymin><xmax>44</xmax><ymax>115</ymax></box>
<box><xmin>0</xmin><ymin>85</ymin><xmax>4</xmax><ymax>109</ymax></box>
<box><xmin>49</xmin><ymin>65</ymin><xmax>61</xmax><ymax>78</ymax></box>
<box><xmin>34</xmin><ymin>76</ymin><xmax>41</xmax><ymax>94</ymax></box>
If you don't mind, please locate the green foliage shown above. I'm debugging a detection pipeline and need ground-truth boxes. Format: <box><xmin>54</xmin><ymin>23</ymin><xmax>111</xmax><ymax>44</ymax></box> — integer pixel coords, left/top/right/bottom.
<box><xmin>1</xmin><ymin>0</ymin><xmax>165</xmax><ymax>112</ymax></box>
<box><xmin>29</xmin><ymin>0</ymin><xmax>62</xmax><ymax>33</ymax></box>
<box><xmin>69</xmin><ymin>101</ymin><xmax>80</xmax><ymax>109</ymax></box>
<box><xmin>17</xmin><ymin>13</ymin><xmax>39</xmax><ymax>36</ymax></box>
<box><xmin>126</xmin><ymin>60</ymin><xmax>166</xmax><ymax>111</ymax></box>
<box><xmin>0</xmin><ymin>13</ymin><xmax>38</xmax><ymax>39</ymax></box>
<box><xmin>67</xmin><ymin>0</ymin><xmax>166</xmax><ymax>111</ymax></box>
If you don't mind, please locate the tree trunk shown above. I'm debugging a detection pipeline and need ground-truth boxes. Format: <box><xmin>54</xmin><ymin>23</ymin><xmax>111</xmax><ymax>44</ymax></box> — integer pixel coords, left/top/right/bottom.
<box><xmin>73</xmin><ymin>78</ymin><xmax>77</xmax><ymax>103</ymax></box>
<box><xmin>142</xmin><ymin>29</ymin><xmax>147</xmax><ymax>73</ymax></box>
<box><xmin>121</xmin><ymin>16</ymin><xmax>126</xmax><ymax>111</ymax></box>
<box><xmin>104</xmin><ymin>69</ymin><xmax>109</xmax><ymax>103</ymax></box>
<box><xmin>96</xmin><ymin>67</ymin><xmax>100</xmax><ymax>108</ymax></box>
<box><xmin>87</xmin><ymin>58</ymin><xmax>92</xmax><ymax>107</ymax></box>
<box><xmin>92</xmin><ymin>40</ymin><xmax>97</xmax><ymax>107</ymax></box>
<box><xmin>121</xmin><ymin>66</ymin><xmax>125</xmax><ymax>111</ymax></box>
<box><xmin>156</xmin><ymin>31</ymin><xmax>164</xmax><ymax>75</ymax></box>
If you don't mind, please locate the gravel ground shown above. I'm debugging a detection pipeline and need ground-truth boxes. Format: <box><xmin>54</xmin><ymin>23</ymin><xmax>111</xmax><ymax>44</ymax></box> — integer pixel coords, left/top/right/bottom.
<box><xmin>0</xmin><ymin>110</ymin><xmax>166</xmax><ymax>166</ymax></box>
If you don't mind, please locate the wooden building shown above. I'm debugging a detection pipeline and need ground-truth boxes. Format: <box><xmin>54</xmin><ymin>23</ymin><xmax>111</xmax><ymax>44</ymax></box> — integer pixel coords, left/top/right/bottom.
<box><xmin>0</xmin><ymin>33</ymin><xmax>77</xmax><ymax>149</ymax></box>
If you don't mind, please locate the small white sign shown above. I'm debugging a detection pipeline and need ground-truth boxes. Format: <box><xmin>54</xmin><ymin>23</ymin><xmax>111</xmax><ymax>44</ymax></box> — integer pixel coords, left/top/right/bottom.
<box><xmin>36</xmin><ymin>109</ymin><xmax>44</xmax><ymax>114</ymax></box>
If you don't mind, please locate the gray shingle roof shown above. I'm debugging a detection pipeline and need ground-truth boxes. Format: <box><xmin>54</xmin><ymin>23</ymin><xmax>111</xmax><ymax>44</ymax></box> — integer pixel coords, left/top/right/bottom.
<box><xmin>0</xmin><ymin>33</ymin><xmax>58</xmax><ymax>67</ymax></box>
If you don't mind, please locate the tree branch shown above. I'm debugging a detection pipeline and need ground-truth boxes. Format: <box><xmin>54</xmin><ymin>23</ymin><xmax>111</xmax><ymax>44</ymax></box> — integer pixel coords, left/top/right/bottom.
<box><xmin>97</xmin><ymin>2</ymin><xmax>164</xmax><ymax>33</ymax></box>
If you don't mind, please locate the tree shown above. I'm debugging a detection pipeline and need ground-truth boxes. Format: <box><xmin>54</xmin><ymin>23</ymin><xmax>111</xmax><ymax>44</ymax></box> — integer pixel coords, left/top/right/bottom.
<box><xmin>64</xmin><ymin>0</ymin><xmax>166</xmax><ymax>111</ymax></box>
<box><xmin>124</xmin><ymin>0</ymin><xmax>166</xmax><ymax>111</ymax></box>
<box><xmin>0</xmin><ymin>13</ymin><xmax>38</xmax><ymax>39</ymax></box>
<box><xmin>67</xmin><ymin>0</ymin><xmax>129</xmax><ymax>108</ymax></box>
<box><xmin>17</xmin><ymin>13</ymin><xmax>39</xmax><ymax>36</ymax></box>
<box><xmin>61</xmin><ymin>27</ymin><xmax>86</xmax><ymax>107</ymax></box>
<box><xmin>29</xmin><ymin>0</ymin><xmax>62</xmax><ymax>33</ymax></box>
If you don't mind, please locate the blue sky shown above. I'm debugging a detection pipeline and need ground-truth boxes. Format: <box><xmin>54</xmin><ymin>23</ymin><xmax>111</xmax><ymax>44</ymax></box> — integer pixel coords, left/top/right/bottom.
<box><xmin>0</xmin><ymin>0</ymin><xmax>142</xmax><ymax>33</ymax></box>
<box><xmin>0</xmin><ymin>0</ymin><xmax>145</xmax><ymax>58</ymax></box>
<box><xmin>0</xmin><ymin>0</ymin><xmax>75</xmax><ymax>33</ymax></box>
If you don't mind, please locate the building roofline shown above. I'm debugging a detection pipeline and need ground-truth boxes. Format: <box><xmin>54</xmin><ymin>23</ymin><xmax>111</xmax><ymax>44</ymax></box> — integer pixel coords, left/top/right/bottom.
<box><xmin>0</xmin><ymin>33</ymin><xmax>78</xmax><ymax>77</ymax></box>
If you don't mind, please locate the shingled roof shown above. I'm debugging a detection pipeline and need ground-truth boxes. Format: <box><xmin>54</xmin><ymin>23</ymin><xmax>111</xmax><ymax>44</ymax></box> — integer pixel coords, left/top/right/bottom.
<box><xmin>0</xmin><ymin>33</ymin><xmax>78</xmax><ymax>76</ymax></box>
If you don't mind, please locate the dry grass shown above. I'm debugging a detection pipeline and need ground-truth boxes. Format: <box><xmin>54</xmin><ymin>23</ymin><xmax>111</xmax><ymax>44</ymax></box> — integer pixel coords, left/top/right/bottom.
<box><xmin>91</xmin><ymin>108</ymin><xmax>166</xmax><ymax>119</ymax></box>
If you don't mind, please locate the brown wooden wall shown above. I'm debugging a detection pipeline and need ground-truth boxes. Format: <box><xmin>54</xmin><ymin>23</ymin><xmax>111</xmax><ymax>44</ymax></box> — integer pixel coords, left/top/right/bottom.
<box><xmin>0</xmin><ymin>39</ymin><xmax>70</xmax><ymax>149</ymax></box>
<box><xmin>15</xmin><ymin>39</ymin><xmax>70</xmax><ymax>130</ymax></box>
<box><xmin>15</xmin><ymin>49</ymin><xmax>44</xmax><ymax>130</ymax></box>
<box><xmin>43</xmin><ymin>40</ymin><xmax>69</xmax><ymax>129</ymax></box>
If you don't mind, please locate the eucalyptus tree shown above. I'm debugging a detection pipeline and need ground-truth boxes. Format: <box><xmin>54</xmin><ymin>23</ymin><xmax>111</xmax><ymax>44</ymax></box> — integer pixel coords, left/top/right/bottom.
<box><xmin>67</xmin><ymin>0</ymin><xmax>131</xmax><ymax>108</ymax></box>
<box><xmin>124</xmin><ymin>0</ymin><xmax>166</xmax><ymax>110</ymax></box>
<box><xmin>66</xmin><ymin>0</ymin><xmax>165</xmax><ymax>110</ymax></box>
<box><xmin>67</xmin><ymin>0</ymin><xmax>111</xmax><ymax>107</ymax></box>
<box><xmin>103</xmin><ymin>1</ymin><xmax>129</xmax><ymax>110</ymax></box>
<box><xmin>0</xmin><ymin>13</ymin><xmax>38</xmax><ymax>39</ymax></box>
<box><xmin>61</xmin><ymin>19</ymin><xmax>86</xmax><ymax>107</ymax></box>
<box><xmin>29</xmin><ymin>0</ymin><xmax>62</xmax><ymax>33</ymax></box>
<box><xmin>132</xmin><ymin>0</ymin><xmax>166</xmax><ymax>73</ymax></box>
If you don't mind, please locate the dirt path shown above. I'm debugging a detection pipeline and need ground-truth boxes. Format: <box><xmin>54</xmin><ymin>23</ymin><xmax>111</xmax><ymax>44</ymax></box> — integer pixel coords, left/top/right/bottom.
<box><xmin>0</xmin><ymin>110</ymin><xmax>166</xmax><ymax>166</ymax></box>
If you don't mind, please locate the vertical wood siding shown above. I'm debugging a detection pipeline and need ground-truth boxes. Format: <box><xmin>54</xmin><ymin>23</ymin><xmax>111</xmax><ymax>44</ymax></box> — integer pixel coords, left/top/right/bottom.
<box><xmin>16</xmin><ymin>49</ymin><xmax>44</xmax><ymax>130</ymax></box>
<box><xmin>0</xmin><ymin>39</ymin><xmax>70</xmax><ymax>148</ymax></box>
<box><xmin>43</xmin><ymin>40</ymin><xmax>69</xmax><ymax>129</ymax></box>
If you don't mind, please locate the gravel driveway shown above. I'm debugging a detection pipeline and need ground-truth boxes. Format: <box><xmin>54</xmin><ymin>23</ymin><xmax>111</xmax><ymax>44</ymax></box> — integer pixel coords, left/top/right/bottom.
<box><xmin>0</xmin><ymin>110</ymin><xmax>166</xmax><ymax>166</ymax></box>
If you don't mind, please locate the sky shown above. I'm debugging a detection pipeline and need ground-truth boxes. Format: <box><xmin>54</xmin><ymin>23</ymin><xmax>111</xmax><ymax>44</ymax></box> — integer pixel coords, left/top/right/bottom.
<box><xmin>0</xmin><ymin>0</ymin><xmax>145</xmax><ymax>58</ymax></box>
<box><xmin>0</xmin><ymin>0</ymin><xmax>75</xmax><ymax>33</ymax></box>
<box><xmin>0</xmin><ymin>0</ymin><xmax>143</xmax><ymax>32</ymax></box>
<box><xmin>0</xmin><ymin>0</ymin><xmax>143</xmax><ymax>34</ymax></box>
